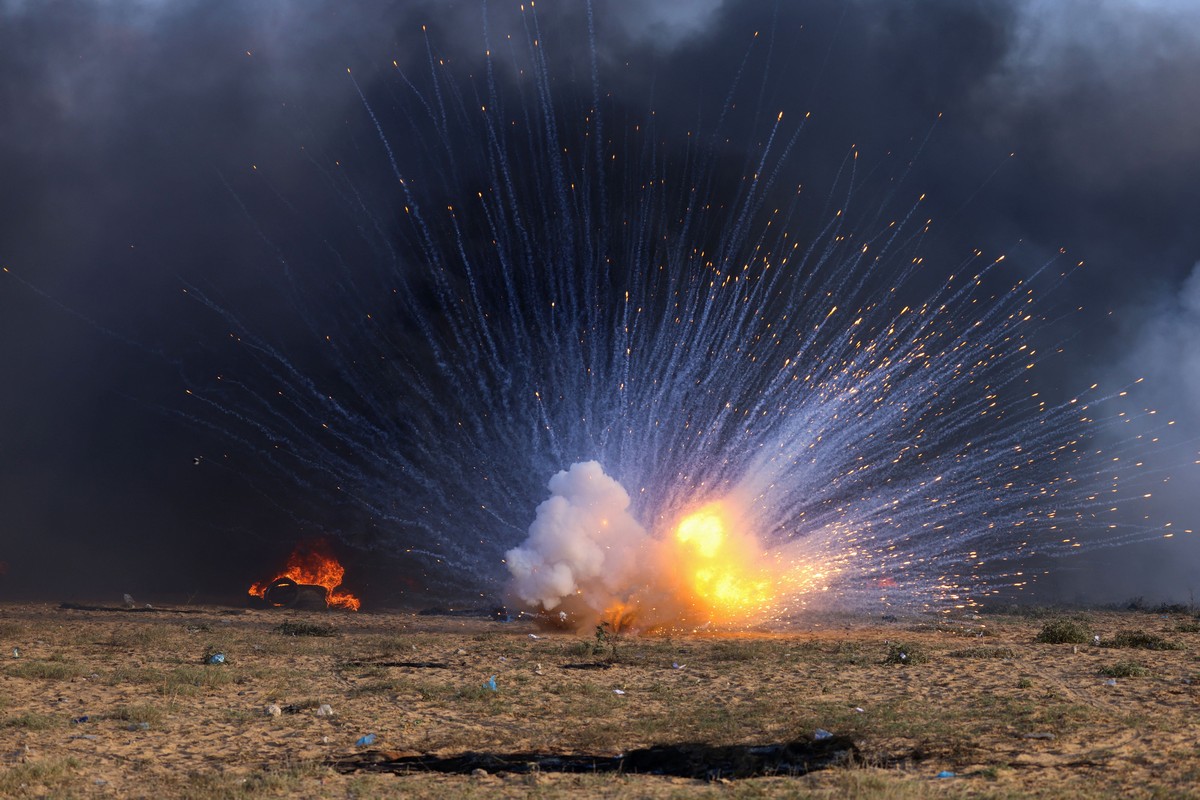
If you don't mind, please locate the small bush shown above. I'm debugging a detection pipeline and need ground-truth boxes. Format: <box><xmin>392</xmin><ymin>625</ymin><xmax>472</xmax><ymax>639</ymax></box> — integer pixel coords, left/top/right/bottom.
<box><xmin>1098</xmin><ymin>661</ymin><xmax>1149</xmax><ymax>678</ymax></box>
<box><xmin>275</xmin><ymin>621</ymin><xmax>338</xmax><ymax>637</ymax></box>
<box><xmin>1035</xmin><ymin>619</ymin><xmax>1092</xmax><ymax>644</ymax></box>
<box><xmin>103</xmin><ymin>704</ymin><xmax>166</xmax><ymax>725</ymax></box>
<box><xmin>1099</xmin><ymin>630</ymin><xmax>1184</xmax><ymax>650</ymax></box>
<box><xmin>1175</xmin><ymin>621</ymin><xmax>1200</xmax><ymax>634</ymax></box>
<box><xmin>884</xmin><ymin>642</ymin><xmax>929</xmax><ymax>665</ymax></box>
<box><xmin>6</xmin><ymin>660</ymin><xmax>87</xmax><ymax>680</ymax></box>
<box><xmin>947</xmin><ymin>646</ymin><xmax>1015</xmax><ymax>659</ymax></box>
<box><xmin>2</xmin><ymin>712</ymin><xmax>60</xmax><ymax>730</ymax></box>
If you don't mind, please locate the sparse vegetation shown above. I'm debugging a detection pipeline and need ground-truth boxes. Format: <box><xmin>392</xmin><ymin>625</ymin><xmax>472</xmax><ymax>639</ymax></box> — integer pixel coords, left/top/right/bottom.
<box><xmin>1036</xmin><ymin>619</ymin><xmax>1093</xmax><ymax>644</ymax></box>
<box><xmin>947</xmin><ymin>645</ymin><xmax>1015</xmax><ymax>659</ymax></box>
<box><xmin>102</xmin><ymin>703</ymin><xmax>168</xmax><ymax>725</ymax></box>
<box><xmin>883</xmin><ymin>641</ymin><xmax>929</xmax><ymax>665</ymax></box>
<box><xmin>1099</xmin><ymin>630</ymin><xmax>1185</xmax><ymax>650</ymax></box>
<box><xmin>0</xmin><ymin>757</ymin><xmax>82</xmax><ymax>796</ymax></box>
<box><xmin>0</xmin><ymin>604</ymin><xmax>1196</xmax><ymax>797</ymax></box>
<box><xmin>1099</xmin><ymin>661</ymin><xmax>1150</xmax><ymax>678</ymax></box>
<box><xmin>5</xmin><ymin>659</ymin><xmax>88</xmax><ymax>680</ymax></box>
<box><xmin>2</xmin><ymin>711</ymin><xmax>61</xmax><ymax>730</ymax></box>
<box><xmin>276</xmin><ymin>620</ymin><xmax>338</xmax><ymax>637</ymax></box>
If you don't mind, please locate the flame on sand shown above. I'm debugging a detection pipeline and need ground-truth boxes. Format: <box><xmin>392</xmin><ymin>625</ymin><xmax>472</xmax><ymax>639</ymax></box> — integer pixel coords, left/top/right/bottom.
<box><xmin>248</xmin><ymin>541</ymin><xmax>361</xmax><ymax>611</ymax></box>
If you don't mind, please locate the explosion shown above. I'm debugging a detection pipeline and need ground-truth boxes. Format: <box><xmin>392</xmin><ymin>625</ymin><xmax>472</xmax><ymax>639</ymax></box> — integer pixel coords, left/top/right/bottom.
<box><xmin>669</xmin><ymin>505</ymin><xmax>773</xmax><ymax>623</ymax></box>
<box><xmin>506</xmin><ymin>463</ymin><xmax>830</xmax><ymax>631</ymax></box>
<box><xmin>249</xmin><ymin>540</ymin><xmax>361</xmax><ymax>611</ymax></box>
<box><xmin>170</xmin><ymin>6</ymin><xmax>1195</xmax><ymax>619</ymax></box>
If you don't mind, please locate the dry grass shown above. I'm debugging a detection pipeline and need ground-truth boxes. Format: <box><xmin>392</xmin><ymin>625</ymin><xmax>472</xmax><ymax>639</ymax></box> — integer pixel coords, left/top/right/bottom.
<box><xmin>0</xmin><ymin>604</ymin><xmax>1198</xmax><ymax>798</ymax></box>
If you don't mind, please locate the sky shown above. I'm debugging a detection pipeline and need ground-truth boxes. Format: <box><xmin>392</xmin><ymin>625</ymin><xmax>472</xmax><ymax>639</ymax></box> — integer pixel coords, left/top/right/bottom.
<box><xmin>1</xmin><ymin>0</ymin><xmax>1198</xmax><ymax>607</ymax></box>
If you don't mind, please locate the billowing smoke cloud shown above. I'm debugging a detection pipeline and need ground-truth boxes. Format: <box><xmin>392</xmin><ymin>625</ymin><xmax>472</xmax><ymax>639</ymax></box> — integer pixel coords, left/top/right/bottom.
<box><xmin>505</xmin><ymin>461</ymin><xmax>652</xmax><ymax>616</ymax></box>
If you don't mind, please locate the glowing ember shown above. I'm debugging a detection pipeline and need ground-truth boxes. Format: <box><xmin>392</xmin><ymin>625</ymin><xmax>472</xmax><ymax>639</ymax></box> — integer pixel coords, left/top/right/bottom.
<box><xmin>248</xmin><ymin>541</ymin><xmax>361</xmax><ymax>611</ymax></box>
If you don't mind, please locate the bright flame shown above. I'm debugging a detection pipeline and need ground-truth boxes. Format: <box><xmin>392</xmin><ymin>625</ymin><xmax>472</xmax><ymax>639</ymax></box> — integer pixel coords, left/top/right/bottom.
<box><xmin>671</xmin><ymin>504</ymin><xmax>772</xmax><ymax>622</ymax></box>
<box><xmin>249</xmin><ymin>541</ymin><xmax>361</xmax><ymax>611</ymax></box>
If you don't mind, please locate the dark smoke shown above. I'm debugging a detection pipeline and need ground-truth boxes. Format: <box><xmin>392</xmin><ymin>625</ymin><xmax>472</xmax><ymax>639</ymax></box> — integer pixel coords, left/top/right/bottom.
<box><xmin>1</xmin><ymin>0</ymin><xmax>1197</xmax><ymax>604</ymax></box>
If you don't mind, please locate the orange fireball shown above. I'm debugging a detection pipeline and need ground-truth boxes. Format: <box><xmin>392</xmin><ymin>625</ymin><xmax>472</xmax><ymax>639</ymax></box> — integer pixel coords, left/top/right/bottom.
<box><xmin>249</xmin><ymin>540</ymin><xmax>361</xmax><ymax>611</ymax></box>
<box><xmin>670</xmin><ymin>504</ymin><xmax>773</xmax><ymax>623</ymax></box>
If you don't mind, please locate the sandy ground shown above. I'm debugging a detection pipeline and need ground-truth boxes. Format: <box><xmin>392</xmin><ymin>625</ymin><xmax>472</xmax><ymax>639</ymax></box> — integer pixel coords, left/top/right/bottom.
<box><xmin>1</xmin><ymin>601</ymin><xmax>1198</xmax><ymax>798</ymax></box>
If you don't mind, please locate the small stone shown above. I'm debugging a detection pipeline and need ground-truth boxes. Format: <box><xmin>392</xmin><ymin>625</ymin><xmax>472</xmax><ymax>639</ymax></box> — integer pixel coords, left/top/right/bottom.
<box><xmin>316</xmin><ymin>704</ymin><xmax>334</xmax><ymax>717</ymax></box>
<box><xmin>456</xmin><ymin>649</ymin><xmax>467</xmax><ymax>655</ymax></box>
<box><xmin>471</xmin><ymin>768</ymin><xmax>489</xmax><ymax>778</ymax></box>
<box><xmin>266</xmin><ymin>704</ymin><xmax>282</xmax><ymax>717</ymax></box>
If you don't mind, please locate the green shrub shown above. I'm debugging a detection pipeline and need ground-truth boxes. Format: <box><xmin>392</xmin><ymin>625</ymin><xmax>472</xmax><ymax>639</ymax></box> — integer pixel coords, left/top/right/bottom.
<box><xmin>884</xmin><ymin>642</ymin><xmax>929</xmax><ymax>665</ymax></box>
<box><xmin>1099</xmin><ymin>630</ymin><xmax>1184</xmax><ymax>650</ymax></box>
<box><xmin>1035</xmin><ymin>619</ymin><xmax>1092</xmax><ymax>644</ymax></box>
<box><xmin>1098</xmin><ymin>661</ymin><xmax>1149</xmax><ymax>678</ymax></box>
<box><xmin>275</xmin><ymin>621</ymin><xmax>338</xmax><ymax>637</ymax></box>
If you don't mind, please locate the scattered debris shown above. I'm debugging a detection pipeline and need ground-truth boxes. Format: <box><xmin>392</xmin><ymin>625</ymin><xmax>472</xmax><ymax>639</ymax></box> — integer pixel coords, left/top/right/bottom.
<box><xmin>127</xmin><ymin>722</ymin><xmax>150</xmax><ymax>732</ymax></box>
<box><xmin>355</xmin><ymin>733</ymin><xmax>377</xmax><ymax>747</ymax></box>
<box><xmin>613</xmin><ymin>689</ymin><xmax>626</xmax><ymax>696</ymax></box>
<box><xmin>813</xmin><ymin>729</ymin><xmax>833</xmax><ymax>741</ymax></box>
<box><xmin>266</xmin><ymin>705</ymin><xmax>282</xmax><ymax>717</ymax></box>
<box><xmin>71</xmin><ymin>716</ymin><xmax>89</xmax><ymax>724</ymax></box>
<box><xmin>936</xmin><ymin>770</ymin><xmax>955</xmax><ymax>779</ymax></box>
<box><xmin>11</xmin><ymin>647</ymin><xmax>18</xmax><ymax>659</ymax></box>
<box><xmin>205</xmin><ymin>652</ymin><xmax>226</xmax><ymax>665</ymax></box>
<box><xmin>671</xmin><ymin>662</ymin><xmax>686</xmax><ymax>670</ymax></box>
<box><xmin>1104</xmin><ymin>678</ymin><xmax>1118</xmax><ymax>686</ymax></box>
<box><xmin>483</xmin><ymin>675</ymin><xmax>498</xmax><ymax>692</ymax></box>
<box><xmin>316</xmin><ymin>704</ymin><xmax>334</xmax><ymax>717</ymax></box>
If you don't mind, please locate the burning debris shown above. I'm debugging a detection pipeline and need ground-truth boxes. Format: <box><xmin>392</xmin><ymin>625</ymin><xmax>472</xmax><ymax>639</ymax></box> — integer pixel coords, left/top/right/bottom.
<box><xmin>248</xmin><ymin>540</ymin><xmax>361</xmax><ymax>611</ymax></box>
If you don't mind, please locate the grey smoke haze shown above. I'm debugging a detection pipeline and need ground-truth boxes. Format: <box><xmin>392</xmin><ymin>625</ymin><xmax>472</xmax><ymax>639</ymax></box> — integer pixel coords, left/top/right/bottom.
<box><xmin>0</xmin><ymin>0</ymin><xmax>1197</xmax><ymax>604</ymax></box>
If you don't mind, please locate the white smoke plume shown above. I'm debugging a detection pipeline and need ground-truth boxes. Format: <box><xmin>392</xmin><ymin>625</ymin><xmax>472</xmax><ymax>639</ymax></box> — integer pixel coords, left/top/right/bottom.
<box><xmin>504</xmin><ymin>461</ymin><xmax>653</xmax><ymax>619</ymax></box>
